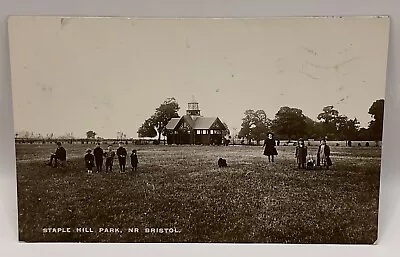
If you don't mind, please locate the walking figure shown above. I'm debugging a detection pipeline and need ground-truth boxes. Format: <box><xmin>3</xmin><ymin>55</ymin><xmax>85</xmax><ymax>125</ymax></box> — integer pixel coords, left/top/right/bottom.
<box><xmin>263</xmin><ymin>132</ymin><xmax>278</xmax><ymax>162</ymax></box>
<box><xmin>117</xmin><ymin>142</ymin><xmax>127</xmax><ymax>173</ymax></box>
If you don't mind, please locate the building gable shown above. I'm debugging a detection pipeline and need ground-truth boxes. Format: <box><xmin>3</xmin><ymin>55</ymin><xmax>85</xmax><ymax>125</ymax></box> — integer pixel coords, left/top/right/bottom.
<box><xmin>209</xmin><ymin>118</ymin><xmax>226</xmax><ymax>130</ymax></box>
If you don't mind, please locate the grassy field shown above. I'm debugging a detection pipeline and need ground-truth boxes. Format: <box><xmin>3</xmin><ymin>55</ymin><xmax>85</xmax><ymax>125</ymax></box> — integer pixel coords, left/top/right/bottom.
<box><xmin>15</xmin><ymin>143</ymin><xmax>382</xmax><ymax>243</ymax></box>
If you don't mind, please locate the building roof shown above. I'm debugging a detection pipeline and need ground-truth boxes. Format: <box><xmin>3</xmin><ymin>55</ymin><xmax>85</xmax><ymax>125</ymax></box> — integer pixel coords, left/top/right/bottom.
<box><xmin>165</xmin><ymin>116</ymin><xmax>225</xmax><ymax>130</ymax></box>
<box><xmin>165</xmin><ymin>118</ymin><xmax>180</xmax><ymax>130</ymax></box>
<box><xmin>193</xmin><ymin>117</ymin><xmax>219</xmax><ymax>129</ymax></box>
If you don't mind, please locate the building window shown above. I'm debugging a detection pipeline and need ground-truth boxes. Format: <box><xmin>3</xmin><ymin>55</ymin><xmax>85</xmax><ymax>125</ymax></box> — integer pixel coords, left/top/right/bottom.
<box><xmin>196</xmin><ymin>130</ymin><xmax>201</xmax><ymax>135</ymax></box>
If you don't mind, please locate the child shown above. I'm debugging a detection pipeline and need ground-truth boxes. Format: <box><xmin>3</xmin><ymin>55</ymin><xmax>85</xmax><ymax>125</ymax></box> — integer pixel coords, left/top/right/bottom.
<box><xmin>117</xmin><ymin>142</ymin><xmax>127</xmax><ymax>173</ymax></box>
<box><xmin>130</xmin><ymin>149</ymin><xmax>139</xmax><ymax>172</ymax></box>
<box><xmin>317</xmin><ymin>139</ymin><xmax>332</xmax><ymax>169</ymax></box>
<box><xmin>84</xmin><ymin>149</ymin><xmax>95</xmax><ymax>174</ymax></box>
<box><xmin>263</xmin><ymin>132</ymin><xmax>278</xmax><ymax>162</ymax></box>
<box><xmin>105</xmin><ymin>145</ymin><xmax>115</xmax><ymax>173</ymax></box>
<box><xmin>295</xmin><ymin>138</ymin><xmax>307</xmax><ymax>169</ymax></box>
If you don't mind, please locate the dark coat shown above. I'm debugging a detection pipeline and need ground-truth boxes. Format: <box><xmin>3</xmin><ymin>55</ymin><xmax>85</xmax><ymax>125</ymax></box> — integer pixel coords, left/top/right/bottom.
<box><xmin>130</xmin><ymin>154</ymin><xmax>138</xmax><ymax>166</ymax></box>
<box><xmin>117</xmin><ymin>147</ymin><xmax>127</xmax><ymax>158</ymax></box>
<box><xmin>263</xmin><ymin>139</ymin><xmax>278</xmax><ymax>156</ymax></box>
<box><xmin>55</xmin><ymin>146</ymin><xmax>67</xmax><ymax>161</ymax></box>
<box><xmin>93</xmin><ymin>147</ymin><xmax>104</xmax><ymax>160</ymax></box>
<box><xmin>84</xmin><ymin>153</ymin><xmax>95</xmax><ymax>169</ymax></box>
<box><xmin>317</xmin><ymin>144</ymin><xmax>332</xmax><ymax>166</ymax></box>
<box><xmin>296</xmin><ymin>145</ymin><xmax>307</xmax><ymax>164</ymax></box>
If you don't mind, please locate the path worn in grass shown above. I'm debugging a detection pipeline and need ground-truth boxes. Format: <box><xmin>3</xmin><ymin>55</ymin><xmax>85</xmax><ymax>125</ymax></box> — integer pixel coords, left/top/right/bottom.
<box><xmin>15</xmin><ymin>144</ymin><xmax>381</xmax><ymax>243</ymax></box>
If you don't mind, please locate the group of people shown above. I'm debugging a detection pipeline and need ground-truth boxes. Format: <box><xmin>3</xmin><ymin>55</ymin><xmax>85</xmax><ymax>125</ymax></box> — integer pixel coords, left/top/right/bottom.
<box><xmin>263</xmin><ymin>133</ymin><xmax>333</xmax><ymax>169</ymax></box>
<box><xmin>47</xmin><ymin>134</ymin><xmax>332</xmax><ymax>173</ymax></box>
<box><xmin>84</xmin><ymin>142</ymin><xmax>139</xmax><ymax>174</ymax></box>
<box><xmin>47</xmin><ymin>142</ymin><xmax>139</xmax><ymax>173</ymax></box>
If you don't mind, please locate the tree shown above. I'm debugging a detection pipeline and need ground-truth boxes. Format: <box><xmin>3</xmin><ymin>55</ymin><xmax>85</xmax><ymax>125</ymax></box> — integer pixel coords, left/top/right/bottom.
<box><xmin>358</xmin><ymin>128</ymin><xmax>370</xmax><ymax>141</ymax></box>
<box><xmin>138</xmin><ymin>118</ymin><xmax>158</xmax><ymax>138</ymax></box>
<box><xmin>239</xmin><ymin>109</ymin><xmax>270</xmax><ymax>145</ymax></box>
<box><xmin>138</xmin><ymin>97</ymin><xmax>180</xmax><ymax>141</ymax></box>
<box><xmin>86</xmin><ymin>130</ymin><xmax>96</xmax><ymax>139</ymax></box>
<box><xmin>222</xmin><ymin>122</ymin><xmax>230</xmax><ymax>137</ymax></box>
<box><xmin>317</xmin><ymin>105</ymin><xmax>340</xmax><ymax>138</ymax></box>
<box><xmin>304</xmin><ymin>117</ymin><xmax>324</xmax><ymax>139</ymax></box>
<box><xmin>271</xmin><ymin>107</ymin><xmax>307</xmax><ymax>140</ymax></box>
<box><xmin>368</xmin><ymin>99</ymin><xmax>385</xmax><ymax>141</ymax></box>
<box><xmin>344</xmin><ymin>118</ymin><xmax>360</xmax><ymax>140</ymax></box>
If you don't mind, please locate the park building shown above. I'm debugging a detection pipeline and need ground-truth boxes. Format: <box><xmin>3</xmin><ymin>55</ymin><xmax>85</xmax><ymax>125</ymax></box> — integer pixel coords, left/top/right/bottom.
<box><xmin>165</xmin><ymin>100</ymin><xmax>227</xmax><ymax>145</ymax></box>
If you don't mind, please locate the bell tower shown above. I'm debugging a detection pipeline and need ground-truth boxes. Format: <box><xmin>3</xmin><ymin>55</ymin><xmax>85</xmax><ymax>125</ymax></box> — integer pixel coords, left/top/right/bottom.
<box><xmin>186</xmin><ymin>95</ymin><xmax>201</xmax><ymax>117</ymax></box>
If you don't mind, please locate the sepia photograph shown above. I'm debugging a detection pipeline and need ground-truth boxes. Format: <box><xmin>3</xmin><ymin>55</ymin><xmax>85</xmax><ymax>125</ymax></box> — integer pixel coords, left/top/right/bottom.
<box><xmin>8</xmin><ymin>16</ymin><xmax>389</xmax><ymax>243</ymax></box>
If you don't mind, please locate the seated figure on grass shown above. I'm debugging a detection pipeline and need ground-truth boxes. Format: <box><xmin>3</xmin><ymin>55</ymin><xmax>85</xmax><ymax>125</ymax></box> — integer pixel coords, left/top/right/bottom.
<box><xmin>47</xmin><ymin>142</ymin><xmax>66</xmax><ymax>168</ymax></box>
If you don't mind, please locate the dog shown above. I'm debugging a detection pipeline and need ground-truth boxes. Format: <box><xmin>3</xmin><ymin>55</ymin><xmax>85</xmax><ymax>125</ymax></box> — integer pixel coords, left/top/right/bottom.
<box><xmin>218</xmin><ymin>158</ymin><xmax>227</xmax><ymax>168</ymax></box>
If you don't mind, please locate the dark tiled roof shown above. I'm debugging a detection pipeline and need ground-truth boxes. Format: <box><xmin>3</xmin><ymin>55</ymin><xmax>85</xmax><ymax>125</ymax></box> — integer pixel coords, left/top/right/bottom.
<box><xmin>166</xmin><ymin>116</ymin><xmax>225</xmax><ymax>130</ymax></box>
<box><xmin>165</xmin><ymin>118</ymin><xmax>180</xmax><ymax>130</ymax></box>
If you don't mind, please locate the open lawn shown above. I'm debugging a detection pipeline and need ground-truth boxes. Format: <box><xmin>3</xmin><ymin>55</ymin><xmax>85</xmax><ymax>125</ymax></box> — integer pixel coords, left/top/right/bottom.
<box><xmin>15</xmin><ymin>144</ymin><xmax>381</xmax><ymax>243</ymax></box>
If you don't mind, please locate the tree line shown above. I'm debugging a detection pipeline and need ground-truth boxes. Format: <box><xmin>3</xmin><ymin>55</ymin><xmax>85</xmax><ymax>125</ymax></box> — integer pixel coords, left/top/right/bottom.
<box><xmin>16</xmin><ymin>98</ymin><xmax>384</xmax><ymax>144</ymax></box>
<box><xmin>238</xmin><ymin>99</ymin><xmax>384</xmax><ymax>144</ymax></box>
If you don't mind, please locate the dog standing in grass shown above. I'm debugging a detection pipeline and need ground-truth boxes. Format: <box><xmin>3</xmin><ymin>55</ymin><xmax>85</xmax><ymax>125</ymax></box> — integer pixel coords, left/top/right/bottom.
<box><xmin>218</xmin><ymin>158</ymin><xmax>227</xmax><ymax>167</ymax></box>
<box><xmin>84</xmin><ymin>149</ymin><xmax>95</xmax><ymax>174</ymax></box>
<box><xmin>130</xmin><ymin>149</ymin><xmax>139</xmax><ymax>172</ymax></box>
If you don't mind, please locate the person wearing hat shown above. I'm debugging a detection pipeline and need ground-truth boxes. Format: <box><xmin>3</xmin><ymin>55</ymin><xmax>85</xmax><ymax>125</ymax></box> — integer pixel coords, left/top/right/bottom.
<box><xmin>263</xmin><ymin>132</ymin><xmax>278</xmax><ymax>162</ymax></box>
<box><xmin>84</xmin><ymin>148</ymin><xmax>95</xmax><ymax>174</ymax></box>
<box><xmin>295</xmin><ymin>138</ymin><xmax>307</xmax><ymax>169</ymax></box>
<box><xmin>47</xmin><ymin>142</ymin><xmax>67</xmax><ymax>168</ymax></box>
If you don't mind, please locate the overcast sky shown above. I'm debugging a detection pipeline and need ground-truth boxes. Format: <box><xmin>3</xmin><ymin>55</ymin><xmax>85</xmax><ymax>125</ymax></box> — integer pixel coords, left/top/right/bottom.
<box><xmin>9</xmin><ymin>16</ymin><xmax>389</xmax><ymax>138</ymax></box>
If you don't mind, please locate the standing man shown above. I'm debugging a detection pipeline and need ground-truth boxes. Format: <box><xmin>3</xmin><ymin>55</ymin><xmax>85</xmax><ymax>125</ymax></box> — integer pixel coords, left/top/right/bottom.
<box><xmin>117</xmin><ymin>142</ymin><xmax>127</xmax><ymax>173</ymax></box>
<box><xmin>47</xmin><ymin>142</ymin><xmax>67</xmax><ymax>168</ymax></box>
<box><xmin>93</xmin><ymin>143</ymin><xmax>104</xmax><ymax>173</ymax></box>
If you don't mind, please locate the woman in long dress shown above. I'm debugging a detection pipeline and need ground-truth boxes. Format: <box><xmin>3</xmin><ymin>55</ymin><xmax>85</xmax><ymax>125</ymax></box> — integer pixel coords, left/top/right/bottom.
<box><xmin>263</xmin><ymin>132</ymin><xmax>278</xmax><ymax>162</ymax></box>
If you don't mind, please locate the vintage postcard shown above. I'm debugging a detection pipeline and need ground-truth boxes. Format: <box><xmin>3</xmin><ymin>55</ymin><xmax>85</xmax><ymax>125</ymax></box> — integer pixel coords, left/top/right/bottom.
<box><xmin>8</xmin><ymin>16</ymin><xmax>390</xmax><ymax>243</ymax></box>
